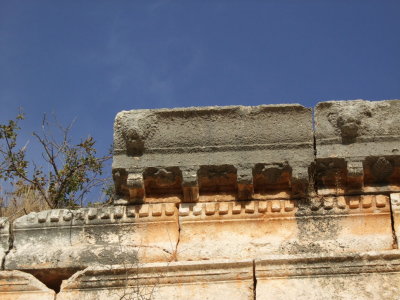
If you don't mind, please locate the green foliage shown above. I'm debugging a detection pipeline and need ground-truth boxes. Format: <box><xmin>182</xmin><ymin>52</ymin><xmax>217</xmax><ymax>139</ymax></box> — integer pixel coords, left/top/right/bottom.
<box><xmin>102</xmin><ymin>181</ymin><xmax>116</xmax><ymax>201</ymax></box>
<box><xmin>0</xmin><ymin>112</ymin><xmax>27</xmax><ymax>181</ymax></box>
<box><xmin>0</xmin><ymin>112</ymin><xmax>111</xmax><ymax>209</ymax></box>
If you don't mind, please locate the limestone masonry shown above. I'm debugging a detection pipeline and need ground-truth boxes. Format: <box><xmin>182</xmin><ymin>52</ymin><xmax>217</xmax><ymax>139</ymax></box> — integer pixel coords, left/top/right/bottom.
<box><xmin>1</xmin><ymin>99</ymin><xmax>400</xmax><ymax>299</ymax></box>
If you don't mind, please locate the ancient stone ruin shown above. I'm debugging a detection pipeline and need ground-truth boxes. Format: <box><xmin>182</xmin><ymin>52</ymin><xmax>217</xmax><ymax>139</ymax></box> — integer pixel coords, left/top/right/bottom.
<box><xmin>1</xmin><ymin>99</ymin><xmax>400</xmax><ymax>299</ymax></box>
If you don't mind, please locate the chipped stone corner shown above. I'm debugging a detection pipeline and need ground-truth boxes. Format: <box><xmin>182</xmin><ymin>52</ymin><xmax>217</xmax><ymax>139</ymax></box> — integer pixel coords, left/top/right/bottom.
<box><xmin>0</xmin><ymin>217</ymin><xmax>11</xmax><ymax>270</ymax></box>
<box><xmin>0</xmin><ymin>270</ymin><xmax>55</xmax><ymax>300</ymax></box>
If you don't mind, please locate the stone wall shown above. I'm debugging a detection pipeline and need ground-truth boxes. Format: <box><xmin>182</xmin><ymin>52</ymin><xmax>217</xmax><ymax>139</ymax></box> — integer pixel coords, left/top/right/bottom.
<box><xmin>1</xmin><ymin>99</ymin><xmax>399</xmax><ymax>299</ymax></box>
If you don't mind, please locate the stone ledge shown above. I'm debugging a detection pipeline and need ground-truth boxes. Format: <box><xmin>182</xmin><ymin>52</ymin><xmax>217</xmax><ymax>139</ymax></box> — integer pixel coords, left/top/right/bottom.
<box><xmin>178</xmin><ymin>195</ymin><xmax>390</xmax><ymax>219</ymax></box>
<box><xmin>256</xmin><ymin>250</ymin><xmax>400</xmax><ymax>277</ymax></box>
<box><xmin>0</xmin><ymin>270</ymin><xmax>55</xmax><ymax>300</ymax></box>
<box><xmin>113</xmin><ymin>104</ymin><xmax>312</xmax><ymax>157</ymax></box>
<box><xmin>12</xmin><ymin>204</ymin><xmax>177</xmax><ymax>229</ymax></box>
<box><xmin>256</xmin><ymin>250</ymin><xmax>400</xmax><ymax>300</ymax></box>
<box><xmin>58</xmin><ymin>259</ymin><xmax>254</xmax><ymax>300</ymax></box>
<box><xmin>3</xmin><ymin>195</ymin><xmax>394</xmax><ymax>272</ymax></box>
<box><xmin>17</xmin><ymin>250</ymin><xmax>400</xmax><ymax>300</ymax></box>
<box><xmin>5</xmin><ymin>205</ymin><xmax>179</xmax><ymax>274</ymax></box>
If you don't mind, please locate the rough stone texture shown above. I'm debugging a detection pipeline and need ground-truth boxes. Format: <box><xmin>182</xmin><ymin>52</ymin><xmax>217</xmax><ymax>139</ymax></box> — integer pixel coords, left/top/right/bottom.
<box><xmin>256</xmin><ymin>250</ymin><xmax>400</xmax><ymax>300</ymax></box>
<box><xmin>0</xmin><ymin>270</ymin><xmax>55</xmax><ymax>300</ymax></box>
<box><xmin>315</xmin><ymin>100</ymin><xmax>400</xmax><ymax>154</ymax></box>
<box><xmin>1</xmin><ymin>100</ymin><xmax>400</xmax><ymax>299</ymax></box>
<box><xmin>391</xmin><ymin>193</ymin><xmax>400</xmax><ymax>247</ymax></box>
<box><xmin>177</xmin><ymin>195</ymin><xmax>393</xmax><ymax>260</ymax></box>
<box><xmin>315</xmin><ymin>100</ymin><xmax>400</xmax><ymax>195</ymax></box>
<box><xmin>113</xmin><ymin>104</ymin><xmax>314</xmax><ymax>203</ymax></box>
<box><xmin>5</xmin><ymin>204</ymin><xmax>178</xmax><ymax>287</ymax></box>
<box><xmin>58</xmin><ymin>260</ymin><xmax>253</xmax><ymax>300</ymax></box>
<box><xmin>0</xmin><ymin>217</ymin><xmax>9</xmax><ymax>267</ymax></box>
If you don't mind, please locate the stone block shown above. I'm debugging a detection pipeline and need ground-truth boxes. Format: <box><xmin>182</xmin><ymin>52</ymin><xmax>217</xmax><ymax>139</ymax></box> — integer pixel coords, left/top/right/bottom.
<box><xmin>112</xmin><ymin>104</ymin><xmax>314</xmax><ymax>203</ymax></box>
<box><xmin>256</xmin><ymin>250</ymin><xmax>400</xmax><ymax>300</ymax></box>
<box><xmin>177</xmin><ymin>195</ymin><xmax>393</xmax><ymax>261</ymax></box>
<box><xmin>57</xmin><ymin>260</ymin><xmax>254</xmax><ymax>300</ymax></box>
<box><xmin>0</xmin><ymin>270</ymin><xmax>55</xmax><ymax>300</ymax></box>
<box><xmin>0</xmin><ymin>217</ymin><xmax>9</xmax><ymax>266</ymax></box>
<box><xmin>315</xmin><ymin>99</ymin><xmax>400</xmax><ymax>156</ymax></box>
<box><xmin>5</xmin><ymin>204</ymin><xmax>179</xmax><ymax>287</ymax></box>
<box><xmin>315</xmin><ymin>100</ymin><xmax>400</xmax><ymax>195</ymax></box>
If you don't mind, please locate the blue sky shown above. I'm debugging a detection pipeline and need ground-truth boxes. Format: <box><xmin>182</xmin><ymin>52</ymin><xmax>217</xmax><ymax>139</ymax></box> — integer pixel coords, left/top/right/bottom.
<box><xmin>1</xmin><ymin>1</ymin><xmax>399</xmax><ymax>202</ymax></box>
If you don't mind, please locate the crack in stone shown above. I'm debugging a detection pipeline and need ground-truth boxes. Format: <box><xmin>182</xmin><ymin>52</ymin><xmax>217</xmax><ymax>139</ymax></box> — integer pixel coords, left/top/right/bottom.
<box><xmin>173</xmin><ymin>203</ymin><xmax>181</xmax><ymax>262</ymax></box>
<box><xmin>1</xmin><ymin>219</ymin><xmax>13</xmax><ymax>270</ymax></box>
<box><xmin>132</xmin><ymin>244</ymin><xmax>173</xmax><ymax>255</ymax></box>
<box><xmin>253</xmin><ymin>259</ymin><xmax>257</xmax><ymax>300</ymax></box>
<box><xmin>389</xmin><ymin>196</ymin><xmax>399</xmax><ymax>249</ymax></box>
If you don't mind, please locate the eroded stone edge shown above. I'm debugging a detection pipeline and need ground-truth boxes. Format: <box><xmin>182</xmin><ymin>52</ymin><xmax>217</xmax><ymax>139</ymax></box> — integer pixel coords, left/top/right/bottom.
<box><xmin>0</xmin><ymin>270</ymin><xmax>55</xmax><ymax>298</ymax></box>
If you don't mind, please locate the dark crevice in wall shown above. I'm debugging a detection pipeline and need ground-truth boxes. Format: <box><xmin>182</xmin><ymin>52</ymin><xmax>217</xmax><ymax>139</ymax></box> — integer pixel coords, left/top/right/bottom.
<box><xmin>174</xmin><ymin>203</ymin><xmax>181</xmax><ymax>261</ymax></box>
<box><xmin>389</xmin><ymin>197</ymin><xmax>399</xmax><ymax>249</ymax></box>
<box><xmin>0</xmin><ymin>219</ymin><xmax>78</xmax><ymax>294</ymax></box>
<box><xmin>311</xmin><ymin>106</ymin><xmax>316</xmax><ymax>131</ymax></box>
<box><xmin>312</xmin><ymin>107</ymin><xmax>317</xmax><ymax>156</ymax></box>
<box><xmin>311</xmin><ymin>107</ymin><xmax>318</xmax><ymax>198</ymax></box>
<box><xmin>253</xmin><ymin>259</ymin><xmax>257</xmax><ymax>300</ymax></box>
<box><xmin>313</xmin><ymin>134</ymin><xmax>317</xmax><ymax>161</ymax></box>
<box><xmin>26</xmin><ymin>268</ymin><xmax>82</xmax><ymax>293</ymax></box>
<box><xmin>1</xmin><ymin>220</ymin><xmax>14</xmax><ymax>270</ymax></box>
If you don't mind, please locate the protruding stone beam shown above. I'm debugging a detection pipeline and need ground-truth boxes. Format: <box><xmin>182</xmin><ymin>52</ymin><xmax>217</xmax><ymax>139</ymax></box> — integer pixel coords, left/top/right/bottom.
<box><xmin>346</xmin><ymin>159</ymin><xmax>364</xmax><ymax>191</ymax></box>
<box><xmin>0</xmin><ymin>270</ymin><xmax>55</xmax><ymax>300</ymax></box>
<box><xmin>236</xmin><ymin>166</ymin><xmax>254</xmax><ymax>200</ymax></box>
<box><xmin>127</xmin><ymin>171</ymin><xmax>145</xmax><ymax>202</ymax></box>
<box><xmin>181</xmin><ymin>167</ymin><xmax>199</xmax><ymax>202</ymax></box>
<box><xmin>365</xmin><ymin>156</ymin><xmax>397</xmax><ymax>187</ymax></box>
<box><xmin>290</xmin><ymin>164</ymin><xmax>310</xmax><ymax>198</ymax></box>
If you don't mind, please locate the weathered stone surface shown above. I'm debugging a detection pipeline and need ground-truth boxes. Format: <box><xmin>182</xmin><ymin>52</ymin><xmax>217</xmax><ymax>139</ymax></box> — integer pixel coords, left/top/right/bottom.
<box><xmin>5</xmin><ymin>204</ymin><xmax>179</xmax><ymax>286</ymax></box>
<box><xmin>315</xmin><ymin>100</ymin><xmax>400</xmax><ymax>152</ymax></box>
<box><xmin>58</xmin><ymin>260</ymin><xmax>253</xmax><ymax>300</ymax></box>
<box><xmin>256</xmin><ymin>250</ymin><xmax>400</xmax><ymax>300</ymax></box>
<box><xmin>315</xmin><ymin>100</ymin><xmax>400</xmax><ymax>195</ymax></box>
<box><xmin>391</xmin><ymin>193</ymin><xmax>400</xmax><ymax>248</ymax></box>
<box><xmin>0</xmin><ymin>270</ymin><xmax>55</xmax><ymax>300</ymax></box>
<box><xmin>3</xmin><ymin>100</ymin><xmax>400</xmax><ymax>299</ymax></box>
<box><xmin>113</xmin><ymin>104</ymin><xmax>314</xmax><ymax>203</ymax></box>
<box><xmin>0</xmin><ymin>217</ymin><xmax>9</xmax><ymax>266</ymax></box>
<box><xmin>177</xmin><ymin>195</ymin><xmax>393</xmax><ymax>260</ymax></box>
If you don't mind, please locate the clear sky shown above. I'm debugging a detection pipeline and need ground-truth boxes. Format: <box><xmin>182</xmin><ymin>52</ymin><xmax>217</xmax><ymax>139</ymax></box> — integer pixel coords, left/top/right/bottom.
<box><xmin>1</xmin><ymin>1</ymin><xmax>399</xmax><ymax>202</ymax></box>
